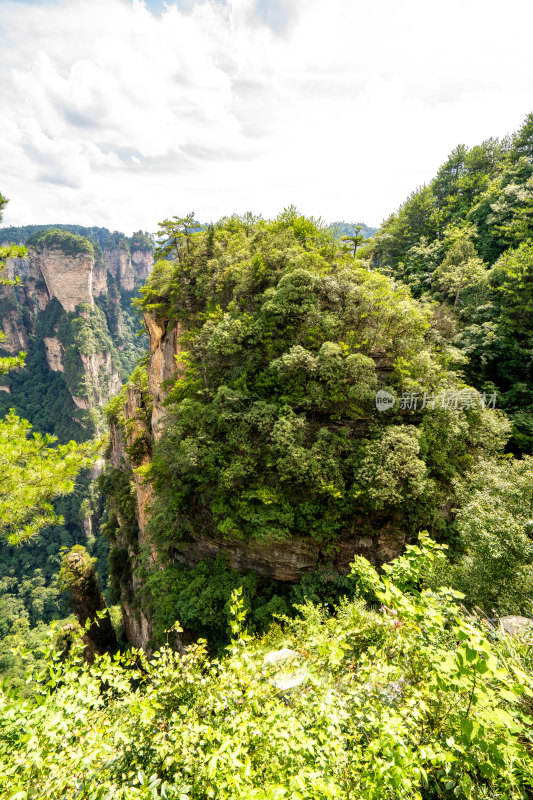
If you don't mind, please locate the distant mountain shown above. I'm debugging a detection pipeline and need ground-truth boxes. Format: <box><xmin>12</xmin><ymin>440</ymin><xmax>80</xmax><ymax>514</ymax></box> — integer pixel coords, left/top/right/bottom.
<box><xmin>329</xmin><ymin>221</ymin><xmax>378</xmax><ymax>240</ymax></box>
<box><xmin>0</xmin><ymin>223</ymin><xmax>154</xmax><ymax>251</ymax></box>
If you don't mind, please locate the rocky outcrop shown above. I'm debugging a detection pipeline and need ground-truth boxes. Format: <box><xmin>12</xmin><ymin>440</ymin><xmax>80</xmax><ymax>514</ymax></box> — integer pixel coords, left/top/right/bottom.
<box><xmin>60</xmin><ymin>546</ymin><xmax>118</xmax><ymax>662</ymax></box>
<box><xmin>171</xmin><ymin>526</ymin><xmax>404</xmax><ymax>582</ymax></box>
<box><xmin>0</xmin><ymin>310</ymin><xmax>28</xmax><ymax>354</ymax></box>
<box><xmin>92</xmin><ymin>257</ymin><xmax>108</xmax><ymax>297</ymax></box>
<box><xmin>103</xmin><ymin>246</ymin><xmax>153</xmax><ymax>293</ymax></box>
<box><xmin>80</xmin><ymin>350</ymin><xmax>122</xmax><ymax>405</ymax></box>
<box><xmin>131</xmin><ymin>249</ymin><xmax>154</xmax><ymax>283</ymax></box>
<box><xmin>122</xmin><ymin>601</ymin><xmax>153</xmax><ymax>652</ymax></box>
<box><xmin>2</xmin><ymin>251</ymin><xmax>50</xmax><ymax>313</ymax></box>
<box><xmin>123</xmin><ymin>381</ymin><xmax>155</xmax><ymax>549</ymax></box>
<box><xmin>43</xmin><ymin>336</ymin><xmax>64</xmax><ymax>372</ymax></box>
<box><xmin>145</xmin><ymin>313</ymin><xmax>184</xmax><ymax>440</ymax></box>
<box><xmin>35</xmin><ymin>245</ymin><xmax>94</xmax><ymax>314</ymax></box>
<box><xmin>1</xmin><ymin>235</ymin><xmax>153</xmax><ymax>427</ymax></box>
<box><xmin>108</xmin><ymin>379</ymin><xmax>156</xmax><ymax>651</ymax></box>
<box><xmin>104</xmin><ymin>246</ymin><xmax>135</xmax><ymax>292</ymax></box>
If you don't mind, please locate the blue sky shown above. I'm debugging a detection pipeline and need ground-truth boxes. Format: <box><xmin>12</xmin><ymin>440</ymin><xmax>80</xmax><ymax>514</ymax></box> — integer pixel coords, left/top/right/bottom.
<box><xmin>1</xmin><ymin>0</ymin><xmax>533</xmax><ymax>234</ymax></box>
<box><xmin>142</xmin><ymin>0</ymin><xmax>287</xmax><ymax>27</ymax></box>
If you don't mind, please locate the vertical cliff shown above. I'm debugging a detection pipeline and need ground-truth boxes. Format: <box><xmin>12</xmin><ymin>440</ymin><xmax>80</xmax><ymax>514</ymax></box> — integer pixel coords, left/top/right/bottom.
<box><xmin>0</xmin><ymin>227</ymin><xmax>154</xmax><ymax>436</ymax></box>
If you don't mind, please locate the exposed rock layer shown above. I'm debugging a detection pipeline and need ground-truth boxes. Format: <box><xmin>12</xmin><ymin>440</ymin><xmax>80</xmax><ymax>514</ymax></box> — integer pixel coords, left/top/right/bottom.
<box><xmin>1</xmin><ymin>241</ymin><xmax>153</xmax><ymax>418</ymax></box>
<box><xmin>62</xmin><ymin>548</ymin><xmax>118</xmax><ymax>662</ymax></box>
<box><xmin>35</xmin><ymin>246</ymin><xmax>94</xmax><ymax>313</ymax></box>
<box><xmin>43</xmin><ymin>337</ymin><xmax>64</xmax><ymax>372</ymax></box>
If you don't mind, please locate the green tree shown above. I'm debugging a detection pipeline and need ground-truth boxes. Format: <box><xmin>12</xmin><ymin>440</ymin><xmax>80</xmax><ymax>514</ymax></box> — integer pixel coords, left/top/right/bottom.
<box><xmin>154</xmin><ymin>212</ymin><xmax>200</xmax><ymax>261</ymax></box>
<box><xmin>340</xmin><ymin>224</ymin><xmax>366</xmax><ymax>257</ymax></box>
<box><xmin>0</xmin><ymin>411</ymin><xmax>99</xmax><ymax>544</ymax></box>
<box><xmin>490</xmin><ymin>239</ymin><xmax>533</xmax><ymax>336</ymax></box>
<box><xmin>433</xmin><ymin>235</ymin><xmax>488</xmax><ymax>310</ymax></box>
<box><xmin>430</xmin><ymin>456</ymin><xmax>533</xmax><ymax>615</ymax></box>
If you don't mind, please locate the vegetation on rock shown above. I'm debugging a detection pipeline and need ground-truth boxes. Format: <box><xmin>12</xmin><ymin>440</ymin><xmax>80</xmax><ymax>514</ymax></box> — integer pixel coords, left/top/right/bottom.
<box><xmin>26</xmin><ymin>228</ymin><xmax>94</xmax><ymax>257</ymax></box>
<box><xmin>130</xmin><ymin>208</ymin><xmax>508</xmax><ymax>557</ymax></box>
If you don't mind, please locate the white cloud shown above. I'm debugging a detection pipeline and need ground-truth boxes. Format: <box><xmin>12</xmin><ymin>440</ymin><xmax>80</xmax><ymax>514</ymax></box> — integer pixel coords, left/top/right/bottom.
<box><xmin>1</xmin><ymin>0</ymin><xmax>533</xmax><ymax>233</ymax></box>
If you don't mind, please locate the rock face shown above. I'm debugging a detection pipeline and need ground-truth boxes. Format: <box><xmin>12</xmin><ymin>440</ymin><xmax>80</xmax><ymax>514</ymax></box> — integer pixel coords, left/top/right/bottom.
<box><xmin>1</xmin><ymin>236</ymin><xmax>153</xmax><ymax>425</ymax></box>
<box><xmin>103</xmin><ymin>246</ymin><xmax>153</xmax><ymax>293</ymax></box>
<box><xmin>0</xmin><ymin>310</ymin><xmax>28</xmax><ymax>355</ymax></box>
<box><xmin>92</xmin><ymin>256</ymin><xmax>108</xmax><ymax>297</ymax></box>
<box><xmin>80</xmin><ymin>350</ymin><xmax>123</xmax><ymax>405</ymax></box>
<box><xmin>169</xmin><ymin>526</ymin><xmax>404</xmax><ymax>582</ymax></box>
<box><xmin>34</xmin><ymin>245</ymin><xmax>94</xmax><ymax>313</ymax></box>
<box><xmin>145</xmin><ymin>313</ymin><xmax>184</xmax><ymax>440</ymax></box>
<box><xmin>131</xmin><ymin>249</ymin><xmax>154</xmax><ymax>283</ymax></box>
<box><xmin>43</xmin><ymin>336</ymin><xmax>64</xmax><ymax>372</ymax></box>
<box><xmin>104</xmin><ymin>246</ymin><xmax>135</xmax><ymax>291</ymax></box>
<box><xmin>0</xmin><ymin>251</ymin><xmax>49</xmax><ymax>356</ymax></box>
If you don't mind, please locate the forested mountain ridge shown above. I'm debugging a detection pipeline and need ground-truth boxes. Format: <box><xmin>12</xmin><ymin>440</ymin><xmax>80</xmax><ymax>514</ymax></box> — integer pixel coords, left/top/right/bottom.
<box><xmin>3</xmin><ymin>205</ymin><xmax>530</xmax><ymax>799</ymax></box>
<box><xmin>364</xmin><ymin>113</ymin><xmax>533</xmax><ymax>452</ymax></box>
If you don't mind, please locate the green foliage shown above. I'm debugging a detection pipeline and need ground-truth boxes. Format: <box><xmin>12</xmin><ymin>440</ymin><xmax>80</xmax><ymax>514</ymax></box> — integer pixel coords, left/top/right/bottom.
<box><xmin>0</xmin><ymin>195</ymin><xmax>141</xmax><ymax>677</ymax></box>
<box><xmin>1</xmin><ymin>537</ymin><xmax>532</xmax><ymax>798</ymax></box>
<box><xmin>57</xmin><ymin>544</ymin><xmax>98</xmax><ymax>592</ymax></box>
<box><xmin>137</xmin><ymin>210</ymin><xmax>506</xmax><ymax>552</ymax></box>
<box><xmin>0</xmin><ymin>325</ymin><xmax>88</xmax><ymax>443</ymax></box>
<box><xmin>367</xmin><ymin>114</ymin><xmax>533</xmax><ymax>453</ymax></box>
<box><xmin>429</xmin><ymin>456</ymin><xmax>533</xmax><ymax>616</ymax></box>
<box><xmin>154</xmin><ymin>212</ymin><xmax>201</xmax><ymax>262</ymax></box>
<box><xmin>130</xmin><ymin>230</ymin><xmax>155</xmax><ymax>251</ymax></box>
<box><xmin>0</xmin><ymin>223</ymin><xmax>118</xmax><ymax>248</ymax></box>
<box><xmin>140</xmin><ymin>554</ymin><xmax>360</xmax><ymax>653</ymax></box>
<box><xmin>116</xmin><ymin>289</ymin><xmax>149</xmax><ymax>381</ymax></box>
<box><xmin>490</xmin><ymin>240</ymin><xmax>533</xmax><ymax>337</ymax></box>
<box><xmin>142</xmin><ymin>556</ymin><xmax>292</xmax><ymax>651</ymax></box>
<box><xmin>0</xmin><ymin>617</ymin><xmax>74</xmax><ymax>696</ymax></box>
<box><xmin>26</xmin><ymin>228</ymin><xmax>94</xmax><ymax>257</ymax></box>
<box><xmin>433</xmin><ymin>236</ymin><xmax>488</xmax><ymax>310</ymax></box>
<box><xmin>0</xmin><ymin>411</ymin><xmax>99</xmax><ymax>544</ymax></box>
<box><xmin>0</xmin><ymin>469</ymin><xmax>108</xmax><ymax>628</ymax></box>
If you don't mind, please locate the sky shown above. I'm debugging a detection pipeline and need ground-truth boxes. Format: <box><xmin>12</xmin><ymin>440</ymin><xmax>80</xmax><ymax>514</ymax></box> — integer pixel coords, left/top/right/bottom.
<box><xmin>1</xmin><ymin>0</ymin><xmax>533</xmax><ymax>235</ymax></box>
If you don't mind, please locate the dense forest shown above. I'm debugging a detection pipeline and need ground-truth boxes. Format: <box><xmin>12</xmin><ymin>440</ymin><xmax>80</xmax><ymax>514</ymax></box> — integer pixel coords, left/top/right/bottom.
<box><xmin>1</xmin><ymin>115</ymin><xmax>533</xmax><ymax>798</ymax></box>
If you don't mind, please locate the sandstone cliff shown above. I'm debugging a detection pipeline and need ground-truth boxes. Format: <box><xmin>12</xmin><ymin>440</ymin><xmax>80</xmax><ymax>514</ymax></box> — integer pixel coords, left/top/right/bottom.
<box><xmin>34</xmin><ymin>245</ymin><xmax>94</xmax><ymax>314</ymax></box>
<box><xmin>0</xmin><ymin>229</ymin><xmax>154</xmax><ymax>434</ymax></box>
